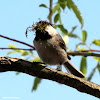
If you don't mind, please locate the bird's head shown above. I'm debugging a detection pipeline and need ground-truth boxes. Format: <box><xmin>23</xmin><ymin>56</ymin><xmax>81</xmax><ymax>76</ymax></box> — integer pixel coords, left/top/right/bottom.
<box><xmin>25</xmin><ymin>20</ymin><xmax>58</xmax><ymax>40</ymax></box>
<box><xmin>34</xmin><ymin>21</ymin><xmax>52</xmax><ymax>32</ymax></box>
<box><xmin>33</xmin><ymin>21</ymin><xmax>58</xmax><ymax>41</ymax></box>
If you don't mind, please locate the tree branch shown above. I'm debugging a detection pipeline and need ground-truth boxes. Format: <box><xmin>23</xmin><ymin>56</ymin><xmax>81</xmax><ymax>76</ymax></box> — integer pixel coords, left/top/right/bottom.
<box><xmin>0</xmin><ymin>56</ymin><xmax>100</xmax><ymax>98</ymax></box>
<box><xmin>49</xmin><ymin>0</ymin><xmax>52</xmax><ymax>24</ymax></box>
<box><xmin>0</xmin><ymin>34</ymin><xmax>35</xmax><ymax>49</ymax></box>
<box><xmin>1</xmin><ymin>47</ymin><xmax>100</xmax><ymax>57</ymax></box>
<box><xmin>68</xmin><ymin>52</ymin><xmax>100</xmax><ymax>57</ymax></box>
<box><xmin>80</xmin><ymin>50</ymin><xmax>100</xmax><ymax>52</ymax></box>
<box><xmin>0</xmin><ymin>48</ymin><xmax>33</xmax><ymax>50</ymax></box>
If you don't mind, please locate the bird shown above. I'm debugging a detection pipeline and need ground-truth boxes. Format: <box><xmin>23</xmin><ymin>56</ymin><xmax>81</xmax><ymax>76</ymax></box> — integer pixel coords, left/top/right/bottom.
<box><xmin>33</xmin><ymin>21</ymin><xmax>85</xmax><ymax>78</ymax></box>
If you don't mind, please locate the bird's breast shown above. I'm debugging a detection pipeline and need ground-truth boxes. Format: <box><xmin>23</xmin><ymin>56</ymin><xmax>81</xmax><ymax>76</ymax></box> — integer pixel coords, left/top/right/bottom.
<box><xmin>33</xmin><ymin>39</ymin><xmax>67</xmax><ymax>65</ymax></box>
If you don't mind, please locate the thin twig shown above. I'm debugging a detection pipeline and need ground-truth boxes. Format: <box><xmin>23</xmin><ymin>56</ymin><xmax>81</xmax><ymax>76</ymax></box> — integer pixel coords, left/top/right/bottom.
<box><xmin>0</xmin><ymin>48</ymin><xmax>33</xmax><ymax>50</ymax></box>
<box><xmin>77</xmin><ymin>36</ymin><xmax>92</xmax><ymax>50</ymax></box>
<box><xmin>87</xmin><ymin>49</ymin><xmax>100</xmax><ymax>52</ymax></box>
<box><xmin>49</xmin><ymin>0</ymin><xmax>52</xmax><ymax>24</ymax></box>
<box><xmin>1</xmin><ymin>34</ymin><xmax>100</xmax><ymax>53</ymax></box>
<box><xmin>68</xmin><ymin>52</ymin><xmax>100</xmax><ymax>57</ymax></box>
<box><xmin>0</xmin><ymin>34</ymin><xmax>35</xmax><ymax>49</ymax></box>
<box><xmin>77</xmin><ymin>50</ymin><xmax>100</xmax><ymax>52</ymax></box>
<box><xmin>0</xmin><ymin>47</ymin><xmax>100</xmax><ymax>57</ymax></box>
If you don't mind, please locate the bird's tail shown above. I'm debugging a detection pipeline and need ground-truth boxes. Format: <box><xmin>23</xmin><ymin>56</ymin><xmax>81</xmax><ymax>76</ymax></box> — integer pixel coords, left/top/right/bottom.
<box><xmin>64</xmin><ymin>59</ymin><xmax>85</xmax><ymax>78</ymax></box>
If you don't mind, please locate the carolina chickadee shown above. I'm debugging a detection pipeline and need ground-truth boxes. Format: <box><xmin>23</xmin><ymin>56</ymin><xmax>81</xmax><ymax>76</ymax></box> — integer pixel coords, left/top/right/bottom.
<box><xmin>33</xmin><ymin>21</ymin><xmax>85</xmax><ymax>78</ymax></box>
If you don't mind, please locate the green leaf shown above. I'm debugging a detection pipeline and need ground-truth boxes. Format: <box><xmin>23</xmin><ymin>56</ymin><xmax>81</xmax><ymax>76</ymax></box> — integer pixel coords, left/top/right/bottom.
<box><xmin>76</xmin><ymin>44</ymin><xmax>86</xmax><ymax>51</ymax></box>
<box><xmin>16</xmin><ymin>72</ymin><xmax>20</xmax><ymax>75</ymax></box>
<box><xmin>71</xmin><ymin>26</ymin><xmax>77</xmax><ymax>32</ymax></box>
<box><xmin>54</xmin><ymin>13</ymin><xmax>60</xmax><ymax>23</ymax></box>
<box><xmin>57</xmin><ymin>8</ymin><xmax>62</xmax><ymax>24</ymax></box>
<box><xmin>7</xmin><ymin>44</ymin><xmax>20</xmax><ymax>55</ymax></box>
<box><xmin>47</xmin><ymin>3</ymin><xmax>60</xmax><ymax>19</ymax></box>
<box><xmin>7</xmin><ymin>50</ymin><xmax>21</xmax><ymax>55</ymax></box>
<box><xmin>58</xmin><ymin>0</ymin><xmax>67</xmax><ymax>10</ymax></box>
<box><xmin>68</xmin><ymin>26</ymin><xmax>77</xmax><ymax>38</ymax></box>
<box><xmin>56</xmin><ymin>24</ymin><xmax>68</xmax><ymax>35</ymax></box>
<box><xmin>21</xmin><ymin>51</ymin><xmax>29</xmax><ymax>56</ymax></box>
<box><xmin>39</xmin><ymin>4</ymin><xmax>48</xmax><ymax>8</ymax></box>
<box><xmin>76</xmin><ymin>42</ymin><xmax>84</xmax><ymax>48</ymax></box>
<box><xmin>66</xmin><ymin>1</ymin><xmax>71</xmax><ymax>9</ymax></box>
<box><xmin>32</xmin><ymin>77</ymin><xmax>41</xmax><ymax>91</ymax></box>
<box><xmin>68</xmin><ymin>33</ymin><xmax>78</xmax><ymax>38</ymax></box>
<box><xmin>93</xmin><ymin>57</ymin><xmax>100</xmax><ymax>62</ymax></box>
<box><xmin>7</xmin><ymin>49</ymin><xmax>29</xmax><ymax>56</ymax></box>
<box><xmin>30</xmin><ymin>57</ymin><xmax>42</xmax><ymax>62</ymax></box>
<box><xmin>8</xmin><ymin>44</ymin><xmax>17</xmax><ymax>48</ymax></box>
<box><xmin>53</xmin><ymin>25</ymin><xmax>57</xmax><ymax>29</ymax></box>
<box><xmin>52</xmin><ymin>3</ymin><xmax>60</xmax><ymax>15</ymax></box>
<box><xmin>7</xmin><ymin>44</ymin><xmax>29</xmax><ymax>56</ymax></box>
<box><xmin>67</xmin><ymin>0</ymin><xmax>84</xmax><ymax>28</ymax></box>
<box><xmin>75</xmin><ymin>42</ymin><xmax>86</xmax><ymax>50</ymax></box>
<box><xmin>87</xmin><ymin>67</ymin><xmax>96</xmax><ymax>81</ymax></box>
<box><xmin>92</xmin><ymin>39</ymin><xmax>100</xmax><ymax>46</ymax></box>
<box><xmin>29</xmin><ymin>50</ymin><xmax>33</xmax><ymax>55</ymax></box>
<box><xmin>82</xmin><ymin>30</ymin><xmax>87</xmax><ymax>43</ymax></box>
<box><xmin>97</xmin><ymin>63</ymin><xmax>100</xmax><ymax>74</ymax></box>
<box><xmin>76</xmin><ymin>42</ymin><xmax>85</xmax><ymax>46</ymax></box>
<box><xmin>80</xmin><ymin>57</ymin><xmax>87</xmax><ymax>76</ymax></box>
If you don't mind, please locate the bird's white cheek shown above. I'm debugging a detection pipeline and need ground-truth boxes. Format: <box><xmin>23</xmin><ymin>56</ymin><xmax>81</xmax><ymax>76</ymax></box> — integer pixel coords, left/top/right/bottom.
<box><xmin>45</xmin><ymin>25</ymin><xmax>59</xmax><ymax>36</ymax></box>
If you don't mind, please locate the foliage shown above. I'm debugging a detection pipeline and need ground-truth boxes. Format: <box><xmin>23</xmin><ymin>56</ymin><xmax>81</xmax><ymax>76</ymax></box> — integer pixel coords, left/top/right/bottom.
<box><xmin>5</xmin><ymin>0</ymin><xmax>100</xmax><ymax>91</ymax></box>
<box><xmin>80</xmin><ymin>57</ymin><xmax>87</xmax><ymax>77</ymax></box>
<box><xmin>32</xmin><ymin>77</ymin><xmax>41</xmax><ymax>91</ymax></box>
<box><xmin>92</xmin><ymin>39</ymin><xmax>100</xmax><ymax>46</ymax></box>
<box><xmin>7</xmin><ymin>44</ymin><xmax>42</xmax><ymax>90</ymax></box>
<box><xmin>82</xmin><ymin>30</ymin><xmax>87</xmax><ymax>43</ymax></box>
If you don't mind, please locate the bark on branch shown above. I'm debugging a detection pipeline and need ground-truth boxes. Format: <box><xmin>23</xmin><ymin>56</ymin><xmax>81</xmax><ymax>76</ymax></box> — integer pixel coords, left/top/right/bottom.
<box><xmin>0</xmin><ymin>56</ymin><xmax>100</xmax><ymax>98</ymax></box>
